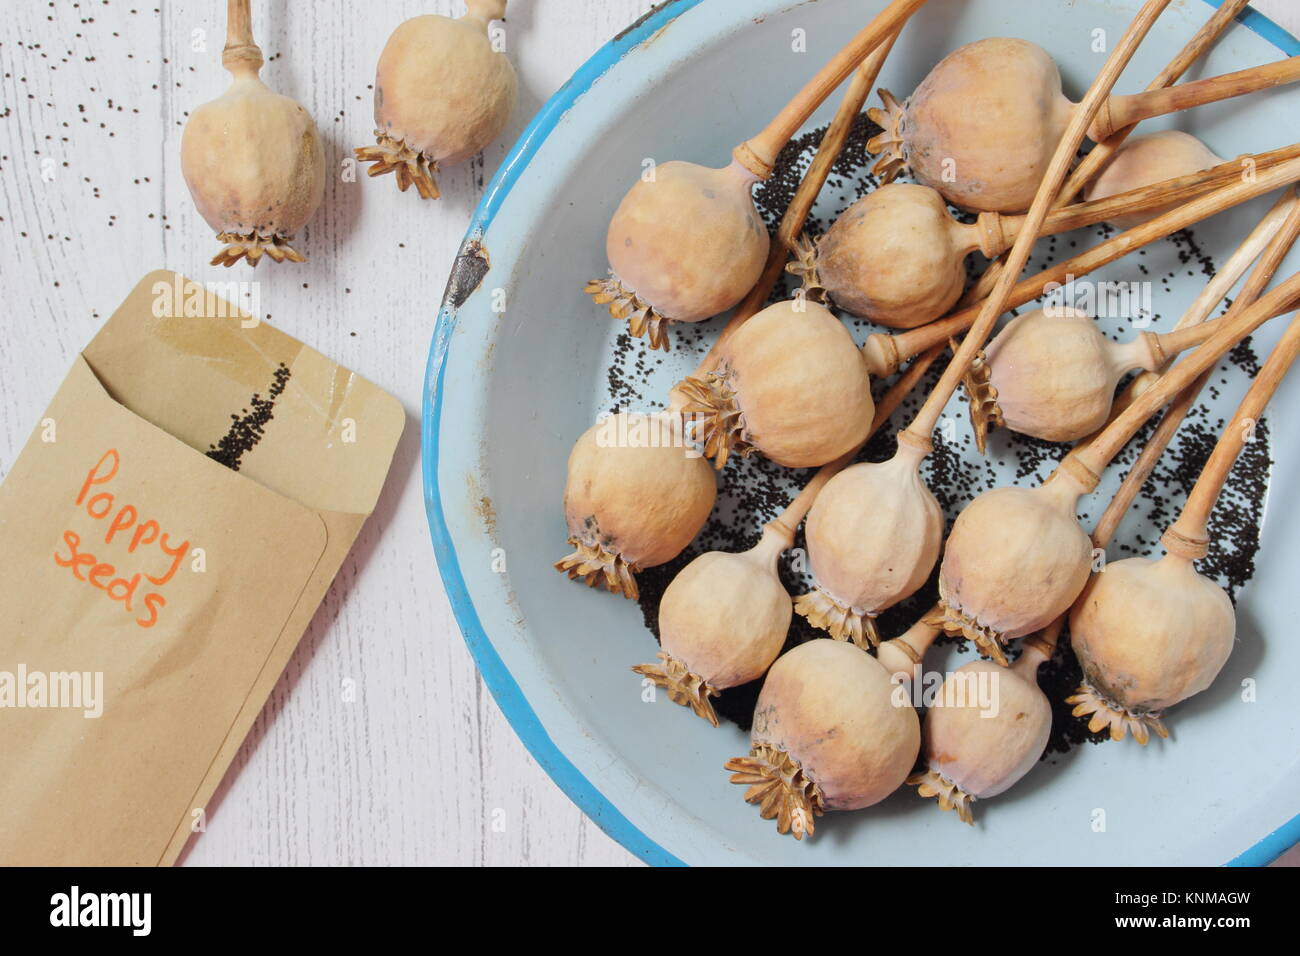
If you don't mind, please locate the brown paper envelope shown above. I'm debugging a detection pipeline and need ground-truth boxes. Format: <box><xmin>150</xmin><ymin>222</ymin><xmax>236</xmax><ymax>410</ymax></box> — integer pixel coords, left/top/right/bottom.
<box><xmin>0</xmin><ymin>271</ymin><xmax>404</xmax><ymax>866</ymax></box>
<box><xmin>0</xmin><ymin>357</ymin><xmax>329</xmax><ymax>865</ymax></box>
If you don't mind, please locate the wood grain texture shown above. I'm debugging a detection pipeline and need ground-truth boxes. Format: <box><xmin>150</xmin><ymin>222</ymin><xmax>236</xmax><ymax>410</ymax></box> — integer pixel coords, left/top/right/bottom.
<box><xmin>0</xmin><ymin>0</ymin><xmax>1295</xmax><ymax>868</ymax></box>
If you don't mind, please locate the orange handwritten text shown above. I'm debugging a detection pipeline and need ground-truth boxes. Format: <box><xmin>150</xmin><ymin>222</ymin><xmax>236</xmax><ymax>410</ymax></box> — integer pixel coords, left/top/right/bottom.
<box><xmin>54</xmin><ymin>449</ymin><xmax>192</xmax><ymax>629</ymax></box>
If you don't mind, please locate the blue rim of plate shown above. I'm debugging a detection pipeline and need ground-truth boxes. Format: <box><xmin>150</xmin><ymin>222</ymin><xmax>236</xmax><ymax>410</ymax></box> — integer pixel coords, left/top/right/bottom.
<box><xmin>422</xmin><ymin>0</ymin><xmax>1300</xmax><ymax>868</ymax></box>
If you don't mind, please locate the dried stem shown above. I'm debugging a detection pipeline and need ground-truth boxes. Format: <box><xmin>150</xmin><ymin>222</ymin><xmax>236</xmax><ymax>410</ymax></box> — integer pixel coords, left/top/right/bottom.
<box><xmin>1058</xmin><ymin>0</ymin><xmax>1250</xmax><ymax>204</ymax></box>
<box><xmin>464</xmin><ymin>0</ymin><xmax>508</xmax><ymax>25</ymax></box>
<box><xmin>1087</xmin><ymin>202</ymin><xmax>1300</xmax><ymax>518</ymax></box>
<box><xmin>222</xmin><ymin>0</ymin><xmax>263</xmax><ymax>77</ymax></box>
<box><xmin>1084</xmin><ymin>192</ymin><xmax>1299</xmax><ymax>434</ymax></box>
<box><xmin>987</xmin><ymin>144</ymin><xmax>1300</xmax><ymax>252</ymax></box>
<box><xmin>902</xmin><ymin>0</ymin><xmax>1173</xmax><ymax>444</ymax></box>
<box><xmin>1144</xmin><ymin>319</ymin><xmax>1226</xmax><ymax>360</ymax></box>
<box><xmin>1014</xmin><ymin>627</ymin><xmax>1058</xmax><ymax>677</ymax></box>
<box><xmin>1167</xmin><ymin>314</ymin><xmax>1300</xmax><ymax>540</ymax></box>
<box><xmin>1096</xmin><ymin>372</ymin><xmax>1214</xmax><ymax>549</ymax></box>
<box><xmin>776</xmin><ymin>35</ymin><xmax>900</xmax><ymax>253</ymax></box>
<box><xmin>1170</xmin><ymin>266</ymin><xmax>1300</xmax><ymax>545</ymax></box>
<box><xmin>1090</xmin><ymin>55</ymin><xmax>1300</xmax><ymax>142</ymax></box>
<box><xmin>1220</xmin><ymin>199</ymin><xmax>1300</xmax><ymax>321</ymax></box>
<box><xmin>876</xmin><ymin>605</ymin><xmax>943</xmax><ymax>683</ymax></box>
<box><xmin>1025</xmin><ymin>200</ymin><xmax>1300</xmax><ymax>668</ymax></box>
<box><xmin>1136</xmin><ymin>197</ymin><xmax>1300</xmax><ymax>390</ymax></box>
<box><xmin>866</xmin><ymin>158</ymin><xmax>1300</xmax><ymax>378</ymax></box>
<box><xmin>734</xmin><ymin>0</ymin><xmax>927</xmax><ymax>178</ymax></box>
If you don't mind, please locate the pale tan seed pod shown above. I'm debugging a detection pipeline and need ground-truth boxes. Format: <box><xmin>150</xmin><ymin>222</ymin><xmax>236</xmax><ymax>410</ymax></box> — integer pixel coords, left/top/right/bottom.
<box><xmin>555</xmin><ymin>412</ymin><xmax>716</xmax><ymax>601</ymax></box>
<box><xmin>726</xmin><ymin>639</ymin><xmax>920</xmax><ymax>840</ymax></box>
<box><xmin>796</xmin><ymin>432</ymin><xmax>944</xmax><ymax>648</ymax></box>
<box><xmin>1068</xmin><ymin>550</ymin><xmax>1235</xmax><ymax>744</ymax></box>
<box><xmin>977</xmin><ymin>307</ymin><xmax>1221</xmax><ymax>443</ymax></box>
<box><xmin>356</xmin><ymin>0</ymin><xmax>518</xmax><ymax>200</ymax></box>
<box><xmin>791</xmin><ymin>169</ymin><xmax>1239</xmax><ymax>331</ymax></box>
<box><xmin>983</xmin><ymin>308</ymin><xmax>1119</xmax><ymax>442</ymax></box>
<box><xmin>929</xmin><ymin>474</ymin><xmax>1094</xmax><ymax>664</ymax></box>
<box><xmin>677</xmin><ymin>300</ymin><xmax>875</xmax><ymax>470</ymax></box>
<box><xmin>634</xmin><ymin>523</ymin><xmax>793</xmax><ymax>727</ymax></box>
<box><xmin>869</xmin><ymin>38</ymin><xmax>1073</xmax><ymax>213</ymax></box>
<box><xmin>181</xmin><ymin>0</ymin><xmax>325</xmax><ymax>267</ymax></box>
<box><xmin>1085</xmin><ymin>130</ymin><xmax>1222</xmax><ymax>230</ymax></box>
<box><xmin>799</xmin><ymin>183</ymin><xmax>971</xmax><ymax>328</ymax></box>
<box><xmin>586</xmin><ymin>159</ymin><xmax>769</xmax><ymax>350</ymax></box>
<box><xmin>910</xmin><ymin>638</ymin><xmax>1053</xmax><ymax>824</ymax></box>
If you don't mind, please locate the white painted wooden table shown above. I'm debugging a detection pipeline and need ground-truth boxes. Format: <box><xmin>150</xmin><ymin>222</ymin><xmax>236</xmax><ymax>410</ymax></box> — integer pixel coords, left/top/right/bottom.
<box><xmin>1</xmin><ymin>0</ymin><xmax>1296</xmax><ymax>868</ymax></box>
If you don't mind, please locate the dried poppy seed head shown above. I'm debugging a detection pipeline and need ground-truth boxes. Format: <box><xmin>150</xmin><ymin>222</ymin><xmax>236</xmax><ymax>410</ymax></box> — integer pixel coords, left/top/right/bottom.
<box><xmin>181</xmin><ymin>0</ymin><xmax>324</xmax><ymax>267</ymax></box>
<box><xmin>799</xmin><ymin>183</ymin><xmax>973</xmax><ymax>329</ymax></box>
<box><xmin>797</xmin><ymin>432</ymin><xmax>943</xmax><ymax>647</ymax></box>
<box><xmin>1068</xmin><ymin>548</ymin><xmax>1235</xmax><ymax>743</ymax></box>
<box><xmin>931</xmin><ymin>476</ymin><xmax>1093</xmax><ymax>664</ymax></box>
<box><xmin>869</xmin><ymin>38</ymin><xmax>1074</xmax><ymax>213</ymax></box>
<box><xmin>356</xmin><ymin>3</ymin><xmax>517</xmax><ymax>200</ymax></box>
<box><xmin>635</xmin><ymin>523</ymin><xmax>794</xmax><ymax>726</ymax></box>
<box><xmin>587</xmin><ymin>158</ymin><xmax>770</xmax><ymax>350</ymax></box>
<box><xmin>727</xmin><ymin>639</ymin><xmax>919</xmax><ymax>840</ymax></box>
<box><xmin>911</xmin><ymin>642</ymin><xmax>1053</xmax><ymax>824</ymax></box>
<box><xmin>678</xmin><ymin>299</ymin><xmax>875</xmax><ymax>470</ymax></box>
<box><xmin>1085</xmin><ymin>131</ymin><xmax>1222</xmax><ymax>231</ymax></box>
<box><xmin>555</xmin><ymin>412</ymin><xmax>716</xmax><ymax>601</ymax></box>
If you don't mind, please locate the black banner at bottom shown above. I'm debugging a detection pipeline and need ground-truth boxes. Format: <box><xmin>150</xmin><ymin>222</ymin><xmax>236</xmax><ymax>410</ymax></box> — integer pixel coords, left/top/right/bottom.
<box><xmin>0</xmin><ymin>864</ymin><xmax>1293</xmax><ymax>939</ymax></box>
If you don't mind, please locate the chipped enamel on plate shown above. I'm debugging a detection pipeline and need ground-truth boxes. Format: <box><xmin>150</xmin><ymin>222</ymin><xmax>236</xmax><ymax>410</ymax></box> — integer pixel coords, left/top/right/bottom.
<box><xmin>424</xmin><ymin>0</ymin><xmax>1300</xmax><ymax>865</ymax></box>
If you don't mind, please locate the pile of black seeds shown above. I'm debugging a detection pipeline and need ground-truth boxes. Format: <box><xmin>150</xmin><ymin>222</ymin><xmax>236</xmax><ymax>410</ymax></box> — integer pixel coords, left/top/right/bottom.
<box><xmin>608</xmin><ymin>113</ymin><xmax>1271</xmax><ymax>758</ymax></box>
<box><xmin>206</xmin><ymin>362</ymin><xmax>292</xmax><ymax>472</ymax></box>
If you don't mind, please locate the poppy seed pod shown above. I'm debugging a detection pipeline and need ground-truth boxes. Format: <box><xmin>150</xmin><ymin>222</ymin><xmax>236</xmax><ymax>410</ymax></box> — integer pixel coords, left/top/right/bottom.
<box><xmin>793</xmin><ymin>183</ymin><xmax>971</xmax><ymax>328</ymax></box>
<box><xmin>869</xmin><ymin>37</ymin><xmax>1294</xmax><ymax>213</ymax></box>
<box><xmin>1085</xmin><ymin>131</ymin><xmax>1222</xmax><ymax>230</ymax></box>
<box><xmin>586</xmin><ymin>158</ymin><xmax>769</xmax><ymax>350</ymax></box>
<box><xmin>726</xmin><ymin>639</ymin><xmax>920</xmax><ymax>839</ymax></box>
<box><xmin>796</xmin><ymin>431</ymin><xmax>944</xmax><ymax>647</ymax></box>
<box><xmin>634</xmin><ymin>523</ymin><xmax>794</xmax><ymax>726</ymax></box>
<box><xmin>1068</xmin><ymin>543</ymin><xmax>1234</xmax><ymax>744</ymax></box>
<box><xmin>911</xmin><ymin>637</ymin><xmax>1054</xmax><ymax>823</ymax></box>
<box><xmin>929</xmin><ymin>472</ymin><xmax>1094</xmax><ymax>664</ymax></box>
<box><xmin>869</xmin><ymin>38</ymin><xmax>1073</xmax><ymax>212</ymax></box>
<box><xmin>678</xmin><ymin>299</ymin><xmax>875</xmax><ymax>470</ymax></box>
<box><xmin>357</xmin><ymin>0</ymin><xmax>517</xmax><ymax>199</ymax></box>
<box><xmin>555</xmin><ymin>412</ymin><xmax>716</xmax><ymax>601</ymax></box>
<box><xmin>181</xmin><ymin>0</ymin><xmax>325</xmax><ymax>266</ymax></box>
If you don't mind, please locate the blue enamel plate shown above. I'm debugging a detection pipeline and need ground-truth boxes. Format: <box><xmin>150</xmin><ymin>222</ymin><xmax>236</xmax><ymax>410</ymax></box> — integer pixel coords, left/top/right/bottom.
<box><xmin>424</xmin><ymin>0</ymin><xmax>1300</xmax><ymax>865</ymax></box>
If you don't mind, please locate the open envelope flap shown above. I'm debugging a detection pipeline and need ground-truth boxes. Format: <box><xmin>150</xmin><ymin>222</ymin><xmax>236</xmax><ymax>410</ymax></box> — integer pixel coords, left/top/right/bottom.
<box><xmin>82</xmin><ymin>271</ymin><xmax>405</xmax><ymax>517</ymax></box>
